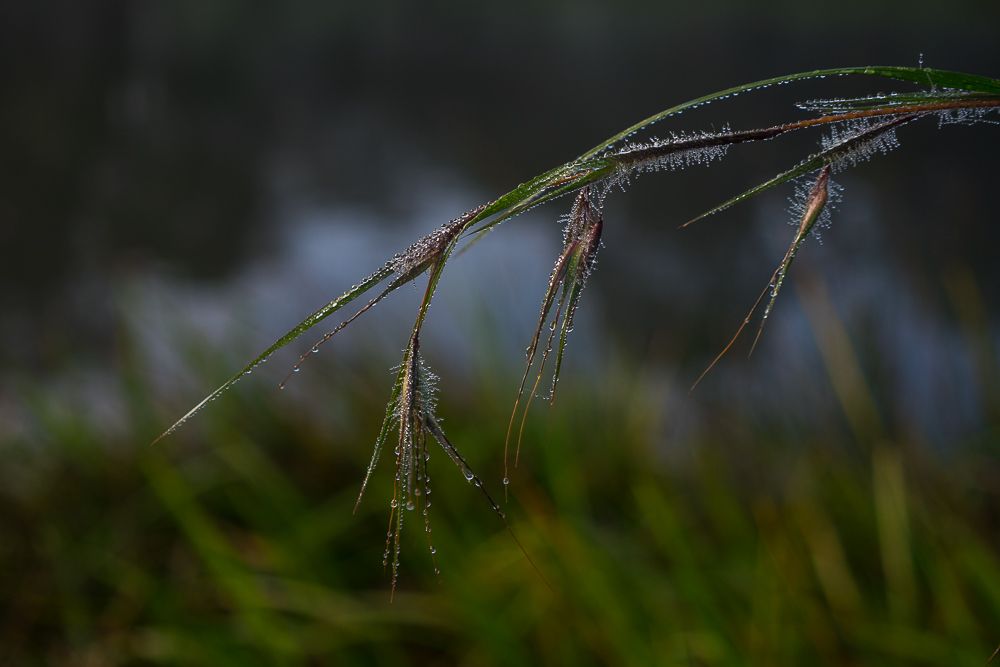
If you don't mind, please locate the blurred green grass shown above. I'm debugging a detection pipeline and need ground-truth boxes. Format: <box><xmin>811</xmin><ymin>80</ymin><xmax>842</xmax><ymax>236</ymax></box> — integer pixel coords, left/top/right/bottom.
<box><xmin>2</xmin><ymin>308</ymin><xmax>1000</xmax><ymax>666</ymax></box>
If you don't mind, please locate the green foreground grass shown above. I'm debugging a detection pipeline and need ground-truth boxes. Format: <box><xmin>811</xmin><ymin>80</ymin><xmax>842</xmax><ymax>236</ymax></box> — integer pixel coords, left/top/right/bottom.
<box><xmin>2</xmin><ymin>330</ymin><xmax>1000</xmax><ymax>667</ymax></box>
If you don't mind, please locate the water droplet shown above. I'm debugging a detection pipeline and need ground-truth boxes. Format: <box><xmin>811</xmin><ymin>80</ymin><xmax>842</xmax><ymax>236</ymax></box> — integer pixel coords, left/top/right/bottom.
<box><xmin>463</xmin><ymin>470</ymin><xmax>474</xmax><ymax>481</ymax></box>
<box><xmin>390</xmin><ymin>499</ymin><xmax>397</xmax><ymax>508</ymax></box>
<box><xmin>293</xmin><ymin>368</ymin><xmax>300</xmax><ymax>373</ymax></box>
<box><xmin>406</xmin><ymin>500</ymin><xmax>415</xmax><ymax>511</ymax></box>
<box><xmin>503</xmin><ymin>477</ymin><xmax>509</xmax><ymax>485</ymax></box>
<box><xmin>430</xmin><ymin>546</ymin><xmax>436</xmax><ymax>554</ymax></box>
<box><xmin>312</xmin><ymin>347</ymin><xmax>319</xmax><ymax>354</ymax></box>
<box><xmin>425</xmin><ymin>501</ymin><xmax>431</xmax><ymax>507</ymax></box>
<box><xmin>434</xmin><ymin>568</ymin><xmax>440</xmax><ymax>575</ymax></box>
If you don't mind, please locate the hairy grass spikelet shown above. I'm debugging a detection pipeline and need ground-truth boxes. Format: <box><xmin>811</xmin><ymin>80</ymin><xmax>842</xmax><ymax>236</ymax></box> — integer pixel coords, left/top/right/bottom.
<box><xmin>505</xmin><ymin>186</ymin><xmax>603</xmax><ymax>483</ymax></box>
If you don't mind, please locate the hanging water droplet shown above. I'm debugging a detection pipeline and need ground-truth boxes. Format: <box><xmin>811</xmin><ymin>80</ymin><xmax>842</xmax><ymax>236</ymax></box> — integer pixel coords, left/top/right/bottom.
<box><xmin>390</xmin><ymin>499</ymin><xmax>397</xmax><ymax>508</ymax></box>
<box><xmin>503</xmin><ymin>477</ymin><xmax>509</xmax><ymax>485</ymax></box>
<box><xmin>430</xmin><ymin>546</ymin><xmax>436</xmax><ymax>554</ymax></box>
<box><xmin>425</xmin><ymin>500</ymin><xmax>431</xmax><ymax>508</ymax></box>
<box><xmin>312</xmin><ymin>347</ymin><xmax>319</xmax><ymax>354</ymax></box>
<box><xmin>463</xmin><ymin>470</ymin><xmax>474</xmax><ymax>481</ymax></box>
<box><xmin>406</xmin><ymin>500</ymin><xmax>415</xmax><ymax>511</ymax></box>
<box><xmin>293</xmin><ymin>368</ymin><xmax>300</xmax><ymax>373</ymax></box>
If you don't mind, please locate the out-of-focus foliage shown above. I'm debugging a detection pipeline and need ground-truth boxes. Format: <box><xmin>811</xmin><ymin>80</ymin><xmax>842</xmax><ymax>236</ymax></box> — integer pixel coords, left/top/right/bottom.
<box><xmin>2</xmin><ymin>312</ymin><xmax>999</xmax><ymax>666</ymax></box>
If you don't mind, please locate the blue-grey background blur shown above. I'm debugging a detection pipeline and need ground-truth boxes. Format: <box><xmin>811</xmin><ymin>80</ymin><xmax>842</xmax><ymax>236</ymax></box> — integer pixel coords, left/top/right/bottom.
<box><xmin>2</xmin><ymin>1</ymin><xmax>1000</xmax><ymax>665</ymax></box>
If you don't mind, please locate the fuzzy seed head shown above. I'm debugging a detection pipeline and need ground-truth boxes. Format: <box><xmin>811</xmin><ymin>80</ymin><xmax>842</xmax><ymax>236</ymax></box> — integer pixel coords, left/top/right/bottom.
<box><xmin>605</xmin><ymin>128</ymin><xmax>733</xmax><ymax>191</ymax></box>
<box><xmin>390</xmin><ymin>204</ymin><xmax>486</xmax><ymax>278</ymax></box>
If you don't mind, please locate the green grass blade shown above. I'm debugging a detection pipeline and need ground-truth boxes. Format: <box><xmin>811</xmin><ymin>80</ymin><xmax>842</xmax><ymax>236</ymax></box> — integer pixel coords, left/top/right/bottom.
<box><xmin>462</xmin><ymin>165</ymin><xmax>614</xmax><ymax>241</ymax></box>
<box><xmin>855</xmin><ymin>66</ymin><xmax>1000</xmax><ymax>94</ymax></box>
<box><xmin>458</xmin><ymin>165</ymin><xmax>578</xmax><ymax>242</ymax></box>
<box><xmin>579</xmin><ymin>66</ymin><xmax>1000</xmax><ymax>162</ymax></box>
<box><xmin>153</xmin><ymin>265</ymin><xmax>394</xmax><ymax>443</ymax></box>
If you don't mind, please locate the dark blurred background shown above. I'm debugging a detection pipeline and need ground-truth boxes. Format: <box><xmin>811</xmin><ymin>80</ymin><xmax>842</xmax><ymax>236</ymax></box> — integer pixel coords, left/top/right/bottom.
<box><xmin>2</xmin><ymin>0</ymin><xmax>999</xmax><ymax>447</ymax></box>
<box><xmin>2</xmin><ymin>0</ymin><xmax>998</xmax><ymax>364</ymax></box>
<box><xmin>2</xmin><ymin>1</ymin><xmax>1000</xmax><ymax>664</ymax></box>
